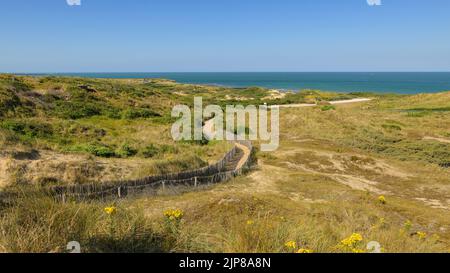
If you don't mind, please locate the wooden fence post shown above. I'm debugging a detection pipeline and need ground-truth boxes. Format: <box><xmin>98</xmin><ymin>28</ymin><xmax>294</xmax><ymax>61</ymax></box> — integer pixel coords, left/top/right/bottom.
<box><xmin>118</xmin><ymin>187</ymin><xmax>121</xmax><ymax>198</ymax></box>
<box><xmin>194</xmin><ymin>177</ymin><xmax>198</xmax><ymax>187</ymax></box>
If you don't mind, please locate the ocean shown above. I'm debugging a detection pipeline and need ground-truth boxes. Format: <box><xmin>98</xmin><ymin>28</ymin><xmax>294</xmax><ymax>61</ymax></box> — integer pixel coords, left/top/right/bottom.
<box><xmin>25</xmin><ymin>72</ymin><xmax>450</xmax><ymax>94</ymax></box>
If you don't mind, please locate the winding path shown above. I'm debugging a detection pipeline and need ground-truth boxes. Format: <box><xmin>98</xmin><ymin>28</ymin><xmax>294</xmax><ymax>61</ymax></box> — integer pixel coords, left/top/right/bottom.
<box><xmin>203</xmin><ymin>119</ymin><xmax>251</xmax><ymax>171</ymax></box>
<box><xmin>203</xmin><ymin>98</ymin><xmax>372</xmax><ymax>172</ymax></box>
<box><xmin>270</xmin><ymin>98</ymin><xmax>373</xmax><ymax>109</ymax></box>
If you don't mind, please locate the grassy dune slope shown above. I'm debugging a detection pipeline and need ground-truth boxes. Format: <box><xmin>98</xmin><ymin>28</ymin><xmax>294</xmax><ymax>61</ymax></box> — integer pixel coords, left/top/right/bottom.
<box><xmin>1</xmin><ymin>75</ymin><xmax>449</xmax><ymax>253</ymax></box>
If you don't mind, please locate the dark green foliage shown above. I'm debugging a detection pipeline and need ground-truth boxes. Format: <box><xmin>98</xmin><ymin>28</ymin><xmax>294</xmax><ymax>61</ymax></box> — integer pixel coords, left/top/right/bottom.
<box><xmin>69</xmin><ymin>143</ymin><xmax>117</xmax><ymax>158</ymax></box>
<box><xmin>54</xmin><ymin>101</ymin><xmax>102</xmax><ymax>119</ymax></box>
<box><xmin>121</xmin><ymin>108</ymin><xmax>161</xmax><ymax>119</ymax></box>
<box><xmin>142</xmin><ymin>144</ymin><xmax>160</xmax><ymax>158</ymax></box>
<box><xmin>89</xmin><ymin>145</ymin><xmax>116</xmax><ymax>158</ymax></box>
<box><xmin>0</xmin><ymin>120</ymin><xmax>53</xmax><ymax>139</ymax></box>
<box><xmin>321</xmin><ymin>105</ymin><xmax>336</xmax><ymax>111</ymax></box>
<box><xmin>118</xmin><ymin>143</ymin><xmax>138</xmax><ymax>158</ymax></box>
<box><xmin>142</xmin><ymin>144</ymin><xmax>178</xmax><ymax>158</ymax></box>
<box><xmin>0</xmin><ymin>89</ymin><xmax>21</xmax><ymax>117</ymax></box>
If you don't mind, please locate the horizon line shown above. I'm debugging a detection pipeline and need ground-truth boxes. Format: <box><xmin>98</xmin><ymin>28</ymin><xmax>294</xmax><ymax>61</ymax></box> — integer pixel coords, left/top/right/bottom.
<box><xmin>5</xmin><ymin>71</ymin><xmax>450</xmax><ymax>74</ymax></box>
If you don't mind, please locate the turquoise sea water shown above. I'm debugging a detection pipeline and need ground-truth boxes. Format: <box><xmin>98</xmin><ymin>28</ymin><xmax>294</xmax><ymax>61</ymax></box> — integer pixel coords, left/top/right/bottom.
<box><xmin>26</xmin><ymin>72</ymin><xmax>450</xmax><ymax>94</ymax></box>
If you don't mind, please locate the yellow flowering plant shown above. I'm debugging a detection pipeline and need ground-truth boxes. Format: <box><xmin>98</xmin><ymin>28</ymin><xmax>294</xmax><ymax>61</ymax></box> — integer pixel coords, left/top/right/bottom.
<box><xmin>104</xmin><ymin>206</ymin><xmax>117</xmax><ymax>215</ymax></box>
<box><xmin>338</xmin><ymin>233</ymin><xmax>365</xmax><ymax>253</ymax></box>
<box><xmin>417</xmin><ymin>232</ymin><xmax>427</xmax><ymax>240</ymax></box>
<box><xmin>378</xmin><ymin>195</ymin><xmax>386</xmax><ymax>205</ymax></box>
<box><xmin>284</xmin><ymin>241</ymin><xmax>297</xmax><ymax>250</ymax></box>
<box><xmin>164</xmin><ymin>209</ymin><xmax>184</xmax><ymax>221</ymax></box>
<box><xmin>163</xmin><ymin>208</ymin><xmax>185</xmax><ymax>248</ymax></box>
<box><xmin>297</xmin><ymin>248</ymin><xmax>314</xmax><ymax>253</ymax></box>
<box><xmin>103</xmin><ymin>206</ymin><xmax>118</xmax><ymax>237</ymax></box>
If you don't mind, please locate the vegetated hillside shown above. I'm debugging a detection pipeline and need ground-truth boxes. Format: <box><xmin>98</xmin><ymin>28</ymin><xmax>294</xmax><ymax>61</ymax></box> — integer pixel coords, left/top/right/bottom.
<box><xmin>1</xmin><ymin>90</ymin><xmax>449</xmax><ymax>253</ymax></box>
<box><xmin>0</xmin><ymin>75</ymin><xmax>229</xmax><ymax>188</ymax></box>
<box><xmin>4</xmin><ymin>75</ymin><xmax>449</xmax><ymax>253</ymax></box>
<box><xmin>0</xmin><ymin>74</ymin><xmax>363</xmax><ymax>188</ymax></box>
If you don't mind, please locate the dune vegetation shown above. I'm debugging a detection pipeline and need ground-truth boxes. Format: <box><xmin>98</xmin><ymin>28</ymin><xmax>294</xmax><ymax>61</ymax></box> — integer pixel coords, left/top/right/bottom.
<box><xmin>0</xmin><ymin>74</ymin><xmax>449</xmax><ymax>253</ymax></box>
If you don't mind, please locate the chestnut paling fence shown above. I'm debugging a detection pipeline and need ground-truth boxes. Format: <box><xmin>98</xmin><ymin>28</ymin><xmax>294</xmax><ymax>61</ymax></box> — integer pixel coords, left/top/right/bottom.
<box><xmin>47</xmin><ymin>140</ymin><xmax>254</xmax><ymax>202</ymax></box>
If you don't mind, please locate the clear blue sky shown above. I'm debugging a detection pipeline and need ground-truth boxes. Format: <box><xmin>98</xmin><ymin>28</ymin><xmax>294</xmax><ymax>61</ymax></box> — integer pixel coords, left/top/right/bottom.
<box><xmin>1</xmin><ymin>0</ymin><xmax>449</xmax><ymax>72</ymax></box>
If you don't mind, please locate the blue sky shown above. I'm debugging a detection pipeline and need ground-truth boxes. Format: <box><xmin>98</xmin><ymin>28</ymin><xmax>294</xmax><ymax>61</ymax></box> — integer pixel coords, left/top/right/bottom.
<box><xmin>1</xmin><ymin>0</ymin><xmax>449</xmax><ymax>72</ymax></box>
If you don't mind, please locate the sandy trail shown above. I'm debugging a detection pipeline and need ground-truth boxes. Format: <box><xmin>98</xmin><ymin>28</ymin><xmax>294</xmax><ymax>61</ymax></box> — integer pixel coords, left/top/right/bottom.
<box><xmin>234</xmin><ymin>142</ymin><xmax>251</xmax><ymax>170</ymax></box>
<box><xmin>270</xmin><ymin>98</ymin><xmax>373</xmax><ymax>109</ymax></box>
<box><xmin>203</xmin><ymin>98</ymin><xmax>373</xmax><ymax>171</ymax></box>
<box><xmin>203</xmin><ymin>119</ymin><xmax>251</xmax><ymax>171</ymax></box>
<box><xmin>423</xmin><ymin>136</ymin><xmax>450</xmax><ymax>144</ymax></box>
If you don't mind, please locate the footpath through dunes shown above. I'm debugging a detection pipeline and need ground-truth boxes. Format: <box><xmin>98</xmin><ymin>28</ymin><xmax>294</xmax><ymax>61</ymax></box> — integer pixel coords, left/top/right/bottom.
<box><xmin>44</xmin><ymin>118</ymin><xmax>254</xmax><ymax>202</ymax></box>
<box><xmin>270</xmin><ymin>98</ymin><xmax>373</xmax><ymax>109</ymax></box>
<box><xmin>1</xmin><ymin>98</ymin><xmax>373</xmax><ymax>203</ymax></box>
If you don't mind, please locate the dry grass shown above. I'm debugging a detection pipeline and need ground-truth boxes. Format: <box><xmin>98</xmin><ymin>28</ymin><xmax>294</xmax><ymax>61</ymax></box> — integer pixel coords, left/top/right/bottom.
<box><xmin>1</xmin><ymin>74</ymin><xmax>449</xmax><ymax>253</ymax></box>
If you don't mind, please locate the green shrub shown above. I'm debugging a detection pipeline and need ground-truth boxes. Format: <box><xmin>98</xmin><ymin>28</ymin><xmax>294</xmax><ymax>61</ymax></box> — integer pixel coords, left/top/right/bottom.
<box><xmin>141</xmin><ymin>144</ymin><xmax>179</xmax><ymax>158</ymax></box>
<box><xmin>121</xmin><ymin>108</ymin><xmax>160</xmax><ymax>119</ymax></box>
<box><xmin>89</xmin><ymin>145</ymin><xmax>116</xmax><ymax>158</ymax></box>
<box><xmin>142</xmin><ymin>144</ymin><xmax>159</xmax><ymax>158</ymax></box>
<box><xmin>69</xmin><ymin>143</ymin><xmax>117</xmax><ymax>158</ymax></box>
<box><xmin>103</xmin><ymin>108</ymin><xmax>122</xmax><ymax>119</ymax></box>
<box><xmin>54</xmin><ymin>101</ymin><xmax>102</xmax><ymax>119</ymax></box>
<box><xmin>118</xmin><ymin>143</ymin><xmax>138</xmax><ymax>158</ymax></box>
<box><xmin>321</xmin><ymin>105</ymin><xmax>336</xmax><ymax>111</ymax></box>
<box><xmin>0</xmin><ymin>89</ymin><xmax>21</xmax><ymax>116</ymax></box>
<box><xmin>0</xmin><ymin>120</ymin><xmax>53</xmax><ymax>139</ymax></box>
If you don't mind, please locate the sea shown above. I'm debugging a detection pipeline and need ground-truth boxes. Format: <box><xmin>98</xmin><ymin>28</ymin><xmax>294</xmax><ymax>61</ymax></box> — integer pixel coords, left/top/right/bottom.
<box><xmin>24</xmin><ymin>72</ymin><xmax>450</xmax><ymax>94</ymax></box>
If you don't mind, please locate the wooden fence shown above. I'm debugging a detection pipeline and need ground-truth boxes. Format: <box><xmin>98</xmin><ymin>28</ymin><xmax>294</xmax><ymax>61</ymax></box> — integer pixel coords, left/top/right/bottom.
<box><xmin>47</xmin><ymin>140</ymin><xmax>254</xmax><ymax>202</ymax></box>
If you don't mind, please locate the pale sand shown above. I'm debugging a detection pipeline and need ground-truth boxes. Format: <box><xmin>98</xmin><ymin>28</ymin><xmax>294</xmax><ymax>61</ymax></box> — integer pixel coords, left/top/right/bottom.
<box><xmin>271</xmin><ymin>98</ymin><xmax>372</xmax><ymax>109</ymax></box>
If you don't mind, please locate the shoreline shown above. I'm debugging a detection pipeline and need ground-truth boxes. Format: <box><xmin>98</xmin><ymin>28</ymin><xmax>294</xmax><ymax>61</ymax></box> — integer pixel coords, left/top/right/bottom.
<box><xmin>6</xmin><ymin>72</ymin><xmax>450</xmax><ymax>95</ymax></box>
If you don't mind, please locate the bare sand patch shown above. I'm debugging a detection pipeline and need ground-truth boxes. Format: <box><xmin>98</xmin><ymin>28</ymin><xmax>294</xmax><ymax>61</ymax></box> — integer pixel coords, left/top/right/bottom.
<box><xmin>423</xmin><ymin>136</ymin><xmax>450</xmax><ymax>144</ymax></box>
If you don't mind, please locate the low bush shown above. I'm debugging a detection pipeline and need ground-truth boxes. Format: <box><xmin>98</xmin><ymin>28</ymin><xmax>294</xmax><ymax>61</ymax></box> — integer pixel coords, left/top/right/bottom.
<box><xmin>69</xmin><ymin>143</ymin><xmax>117</xmax><ymax>158</ymax></box>
<box><xmin>142</xmin><ymin>144</ymin><xmax>160</xmax><ymax>158</ymax></box>
<box><xmin>0</xmin><ymin>120</ymin><xmax>53</xmax><ymax>139</ymax></box>
<box><xmin>121</xmin><ymin>108</ymin><xmax>160</xmax><ymax>120</ymax></box>
<box><xmin>54</xmin><ymin>101</ymin><xmax>102</xmax><ymax>119</ymax></box>
<box><xmin>321</xmin><ymin>105</ymin><xmax>336</xmax><ymax>111</ymax></box>
<box><xmin>118</xmin><ymin>143</ymin><xmax>138</xmax><ymax>158</ymax></box>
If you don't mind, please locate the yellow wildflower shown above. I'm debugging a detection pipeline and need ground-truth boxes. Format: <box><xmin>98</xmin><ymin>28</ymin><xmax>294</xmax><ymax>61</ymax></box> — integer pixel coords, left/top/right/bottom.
<box><xmin>164</xmin><ymin>208</ymin><xmax>184</xmax><ymax>221</ymax></box>
<box><xmin>417</xmin><ymin>232</ymin><xmax>427</xmax><ymax>240</ymax></box>
<box><xmin>246</xmin><ymin>220</ymin><xmax>254</xmax><ymax>225</ymax></box>
<box><xmin>285</xmin><ymin>241</ymin><xmax>297</xmax><ymax>249</ymax></box>
<box><xmin>352</xmin><ymin>248</ymin><xmax>365</xmax><ymax>253</ymax></box>
<box><xmin>378</xmin><ymin>195</ymin><xmax>386</xmax><ymax>204</ymax></box>
<box><xmin>297</xmin><ymin>248</ymin><xmax>313</xmax><ymax>253</ymax></box>
<box><xmin>340</xmin><ymin>233</ymin><xmax>363</xmax><ymax>248</ymax></box>
<box><xmin>104</xmin><ymin>206</ymin><xmax>117</xmax><ymax>215</ymax></box>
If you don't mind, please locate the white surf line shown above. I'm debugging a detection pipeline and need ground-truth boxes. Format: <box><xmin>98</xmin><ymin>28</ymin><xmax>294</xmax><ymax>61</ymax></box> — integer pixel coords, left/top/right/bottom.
<box><xmin>270</xmin><ymin>98</ymin><xmax>373</xmax><ymax>109</ymax></box>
